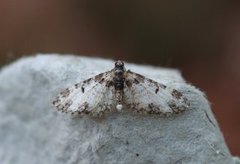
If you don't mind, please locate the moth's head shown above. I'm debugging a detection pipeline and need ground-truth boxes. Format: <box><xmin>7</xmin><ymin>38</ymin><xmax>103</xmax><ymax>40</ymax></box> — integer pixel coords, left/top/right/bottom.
<box><xmin>114</xmin><ymin>60</ymin><xmax>126</xmax><ymax>73</ymax></box>
<box><xmin>115</xmin><ymin>60</ymin><xmax>124</xmax><ymax>67</ymax></box>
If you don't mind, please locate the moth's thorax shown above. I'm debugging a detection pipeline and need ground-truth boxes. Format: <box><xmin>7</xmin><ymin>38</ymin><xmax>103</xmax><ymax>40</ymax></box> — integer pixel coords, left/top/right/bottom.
<box><xmin>113</xmin><ymin>61</ymin><xmax>126</xmax><ymax>90</ymax></box>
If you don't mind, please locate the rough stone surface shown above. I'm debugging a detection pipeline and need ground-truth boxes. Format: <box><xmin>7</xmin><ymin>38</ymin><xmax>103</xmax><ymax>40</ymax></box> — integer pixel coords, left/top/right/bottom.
<box><xmin>0</xmin><ymin>54</ymin><xmax>237</xmax><ymax>164</ymax></box>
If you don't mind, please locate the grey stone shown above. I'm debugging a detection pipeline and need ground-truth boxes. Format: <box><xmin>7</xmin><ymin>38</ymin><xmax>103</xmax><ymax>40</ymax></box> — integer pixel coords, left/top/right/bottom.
<box><xmin>0</xmin><ymin>54</ymin><xmax>237</xmax><ymax>164</ymax></box>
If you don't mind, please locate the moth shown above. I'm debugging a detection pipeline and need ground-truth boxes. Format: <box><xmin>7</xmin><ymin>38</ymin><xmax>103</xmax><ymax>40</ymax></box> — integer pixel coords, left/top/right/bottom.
<box><xmin>52</xmin><ymin>60</ymin><xmax>189</xmax><ymax>116</ymax></box>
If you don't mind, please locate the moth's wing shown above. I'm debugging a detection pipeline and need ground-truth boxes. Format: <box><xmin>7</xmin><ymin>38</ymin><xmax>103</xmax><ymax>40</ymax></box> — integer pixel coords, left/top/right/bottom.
<box><xmin>53</xmin><ymin>71</ymin><xmax>116</xmax><ymax>116</ymax></box>
<box><xmin>123</xmin><ymin>70</ymin><xmax>189</xmax><ymax>115</ymax></box>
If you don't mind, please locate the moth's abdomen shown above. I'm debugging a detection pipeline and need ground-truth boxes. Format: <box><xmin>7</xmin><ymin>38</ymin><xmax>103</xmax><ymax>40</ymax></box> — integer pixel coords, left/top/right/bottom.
<box><xmin>115</xmin><ymin>90</ymin><xmax>123</xmax><ymax>111</ymax></box>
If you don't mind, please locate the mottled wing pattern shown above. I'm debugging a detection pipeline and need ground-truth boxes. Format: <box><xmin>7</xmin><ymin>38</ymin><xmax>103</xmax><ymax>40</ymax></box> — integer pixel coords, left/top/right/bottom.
<box><xmin>123</xmin><ymin>70</ymin><xmax>189</xmax><ymax>115</ymax></box>
<box><xmin>52</xmin><ymin>71</ymin><xmax>115</xmax><ymax>116</ymax></box>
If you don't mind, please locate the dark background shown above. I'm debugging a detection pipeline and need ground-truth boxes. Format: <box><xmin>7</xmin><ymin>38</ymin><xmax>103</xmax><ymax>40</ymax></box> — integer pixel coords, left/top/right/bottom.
<box><xmin>0</xmin><ymin>0</ymin><xmax>239</xmax><ymax>155</ymax></box>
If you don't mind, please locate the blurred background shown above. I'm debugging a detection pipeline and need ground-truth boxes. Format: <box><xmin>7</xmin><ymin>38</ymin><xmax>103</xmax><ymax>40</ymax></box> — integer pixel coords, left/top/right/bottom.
<box><xmin>0</xmin><ymin>0</ymin><xmax>239</xmax><ymax>155</ymax></box>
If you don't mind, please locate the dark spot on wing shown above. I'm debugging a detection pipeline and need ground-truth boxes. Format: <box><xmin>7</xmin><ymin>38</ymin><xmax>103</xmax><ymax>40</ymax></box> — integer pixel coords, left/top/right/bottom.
<box><xmin>147</xmin><ymin>78</ymin><xmax>154</xmax><ymax>84</ymax></box>
<box><xmin>56</xmin><ymin>104</ymin><xmax>64</xmax><ymax>111</ymax></box>
<box><xmin>53</xmin><ymin>96</ymin><xmax>60</xmax><ymax>105</ymax></box>
<box><xmin>167</xmin><ymin>101</ymin><xmax>186</xmax><ymax>113</ymax></box>
<box><xmin>125</xmin><ymin>80</ymin><xmax>132</xmax><ymax>87</ymax></box>
<box><xmin>147</xmin><ymin>79</ymin><xmax>159</xmax><ymax>90</ymax></box>
<box><xmin>155</xmin><ymin>88</ymin><xmax>159</xmax><ymax>94</ymax></box>
<box><xmin>148</xmin><ymin>103</ymin><xmax>154</xmax><ymax>109</ymax></box>
<box><xmin>135</xmin><ymin>74</ymin><xmax>145</xmax><ymax>83</ymax></box>
<box><xmin>94</xmin><ymin>73</ymin><xmax>104</xmax><ymax>82</ymax></box>
<box><xmin>134</xmin><ymin>73</ymin><xmax>145</xmax><ymax>80</ymax></box>
<box><xmin>159</xmin><ymin>84</ymin><xmax>167</xmax><ymax>89</ymax></box>
<box><xmin>127</xmin><ymin>102</ymin><xmax>139</xmax><ymax>110</ymax></box>
<box><xmin>106</xmin><ymin>80</ymin><xmax>113</xmax><ymax>87</ymax></box>
<box><xmin>168</xmin><ymin>102</ymin><xmax>180</xmax><ymax>113</ymax></box>
<box><xmin>55</xmin><ymin>99</ymin><xmax>73</xmax><ymax>111</ymax></box>
<box><xmin>81</xmin><ymin>87</ymin><xmax>85</xmax><ymax>93</ymax></box>
<box><xmin>60</xmin><ymin>88</ymin><xmax>70</xmax><ymax>98</ymax></box>
<box><xmin>84</xmin><ymin>110</ymin><xmax>90</xmax><ymax>114</ymax></box>
<box><xmin>64</xmin><ymin>100</ymin><xmax>73</xmax><ymax>110</ymax></box>
<box><xmin>171</xmin><ymin>89</ymin><xmax>183</xmax><ymax>99</ymax></box>
<box><xmin>127</xmin><ymin>70</ymin><xmax>145</xmax><ymax>83</ymax></box>
<box><xmin>74</xmin><ymin>83</ymin><xmax>81</xmax><ymax>89</ymax></box>
<box><xmin>148</xmin><ymin>103</ymin><xmax>161</xmax><ymax>114</ymax></box>
<box><xmin>84</xmin><ymin>78</ymin><xmax>92</xmax><ymax>84</ymax></box>
<box><xmin>133</xmin><ymin>78</ymin><xmax>140</xmax><ymax>84</ymax></box>
<box><xmin>99</xmin><ymin>78</ymin><xmax>105</xmax><ymax>84</ymax></box>
<box><xmin>168</xmin><ymin>102</ymin><xmax>179</xmax><ymax>112</ymax></box>
<box><xmin>94</xmin><ymin>72</ymin><xmax>108</xmax><ymax>84</ymax></box>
